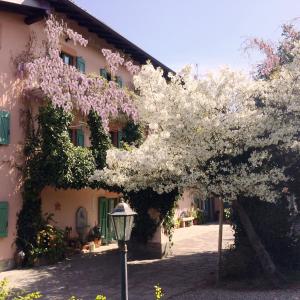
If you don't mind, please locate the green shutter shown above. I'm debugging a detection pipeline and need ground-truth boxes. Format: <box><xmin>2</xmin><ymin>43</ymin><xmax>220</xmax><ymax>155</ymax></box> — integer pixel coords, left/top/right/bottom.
<box><xmin>76</xmin><ymin>57</ymin><xmax>86</xmax><ymax>73</ymax></box>
<box><xmin>0</xmin><ymin>111</ymin><xmax>10</xmax><ymax>145</ymax></box>
<box><xmin>99</xmin><ymin>198</ymin><xmax>108</xmax><ymax>244</ymax></box>
<box><xmin>117</xmin><ymin>129</ymin><xmax>122</xmax><ymax>148</ymax></box>
<box><xmin>76</xmin><ymin>128</ymin><xmax>84</xmax><ymax>147</ymax></box>
<box><xmin>116</xmin><ymin>76</ymin><xmax>123</xmax><ymax>88</ymax></box>
<box><xmin>0</xmin><ymin>202</ymin><xmax>8</xmax><ymax>237</ymax></box>
<box><xmin>100</xmin><ymin>68</ymin><xmax>108</xmax><ymax>79</ymax></box>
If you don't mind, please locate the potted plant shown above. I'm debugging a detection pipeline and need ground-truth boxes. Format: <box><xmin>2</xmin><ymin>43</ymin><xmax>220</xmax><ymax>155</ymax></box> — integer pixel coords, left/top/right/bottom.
<box><xmin>88</xmin><ymin>225</ymin><xmax>102</xmax><ymax>247</ymax></box>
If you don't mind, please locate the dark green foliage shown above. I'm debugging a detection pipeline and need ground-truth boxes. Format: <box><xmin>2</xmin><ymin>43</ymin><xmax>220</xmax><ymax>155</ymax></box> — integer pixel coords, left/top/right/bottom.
<box><xmin>38</xmin><ymin>105</ymin><xmax>96</xmax><ymax>189</ymax></box>
<box><xmin>16</xmin><ymin>103</ymin><xmax>114</xmax><ymax>264</ymax></box>
<box><xmin>122</xmin><ymin>120</ymin><xmax>144</xmax><ymax>147</ymax></box>
<box><xmin>16</xmin><ymin>102</ymin><xmax>171</xmax><ymax>264</ymax></box>
<box><xmin>224</xmin><ymin>196</ymin><xmax>300</xmax><ymax>278</ymax></box>
<box><xmin>126</xmin><ymin>188</ymin><xmax>178</xmax><ymax>243</ymax></box>
<box><xmin>87</xmin><ymin>111</ymin><xmax>111</xmax><ymax>169</ymax></box>
<box><xmin>16</xmin><ymin>184</ymin><xmax>43</xmax><ymax>264</ymax></box>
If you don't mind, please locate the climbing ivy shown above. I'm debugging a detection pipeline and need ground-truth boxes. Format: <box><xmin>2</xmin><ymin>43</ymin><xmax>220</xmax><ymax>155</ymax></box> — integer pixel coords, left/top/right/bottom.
<box><xmin>17</xmin><ymin>102</ymin><xmax>176</xmax><ymax>264</ymax></box>
<box><xmin>121</xmin><ymin>120</ymin><xmax>144</xmax><ymax>147</ymax></box>
<box><xmin>87</xmin><ymin>111</ymin><xmax>111</xmax><ymax>169</ymax></box>
<box><xmin>126</xmin><ymin>188</ymin><xmax>178</xmax><ymax>244</ymax></box>
<box><xmin>16</xmin><ymin>103</ymin><xmax>111</xmax><ymax>264</ymax></box>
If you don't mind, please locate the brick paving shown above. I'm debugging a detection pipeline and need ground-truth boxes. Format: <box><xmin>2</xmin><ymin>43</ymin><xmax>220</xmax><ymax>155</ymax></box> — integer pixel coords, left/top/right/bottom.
<box><xmin>1</xmin><ymin>224</ymin><xmax>299</xmax><ymax>299</ymax></box>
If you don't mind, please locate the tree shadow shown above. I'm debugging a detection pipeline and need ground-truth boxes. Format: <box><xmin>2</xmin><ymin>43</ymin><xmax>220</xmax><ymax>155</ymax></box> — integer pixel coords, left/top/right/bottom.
<box><xmin>1</xmin><ymin>249</ymin><xmax>219</xmax><ymax>300</ymax></box>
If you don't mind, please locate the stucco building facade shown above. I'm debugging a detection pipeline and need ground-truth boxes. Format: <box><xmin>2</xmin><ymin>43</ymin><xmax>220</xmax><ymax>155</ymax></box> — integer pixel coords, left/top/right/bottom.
<box><xmin>0</xmin><ymin>0</ymin><xmax>180</xmax><ymax>271</ymax></box>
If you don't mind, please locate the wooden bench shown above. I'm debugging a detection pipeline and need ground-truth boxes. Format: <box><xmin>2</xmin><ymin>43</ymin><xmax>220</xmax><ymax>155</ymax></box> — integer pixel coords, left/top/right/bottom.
<box><xmin>180</xmin><ymin>216</ymin><xmax>194</xmax><ymax>227</ymax></box>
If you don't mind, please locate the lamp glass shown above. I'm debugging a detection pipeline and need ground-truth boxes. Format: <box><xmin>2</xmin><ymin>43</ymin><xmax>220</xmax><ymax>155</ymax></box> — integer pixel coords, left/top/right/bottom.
<box><xmin>112</xmin><ymin>215</ymin><xmax>135</xmax><ymax>242</ymax></box>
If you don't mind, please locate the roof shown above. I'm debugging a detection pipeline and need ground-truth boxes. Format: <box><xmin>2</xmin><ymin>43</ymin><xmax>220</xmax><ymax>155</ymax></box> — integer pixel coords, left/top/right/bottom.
<box><xmin>0</xmin><ymin>0</ymin><xmax>174</xmax><ymax>75</ymax></box>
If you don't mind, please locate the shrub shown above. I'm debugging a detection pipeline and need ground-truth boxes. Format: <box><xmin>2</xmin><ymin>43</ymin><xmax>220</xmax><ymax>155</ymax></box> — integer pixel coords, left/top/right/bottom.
<box><xmin>196</xmin><ymin>209</ymin><xmax>205</xmax><ymax>224</ymax></box>
<box><xmin>0</xmin><ymin>279</ymin><xmax>41</xmax><ymax>300</ymax></box>
<box><xmin>223</xmin><ymin>196</ymin><xmax>300</xmax><ymax>278</ymax></box>
<box><xmin>29</xmin><ymin>214</ymin><xmax>66</xmax><ymax>265</ymax></box>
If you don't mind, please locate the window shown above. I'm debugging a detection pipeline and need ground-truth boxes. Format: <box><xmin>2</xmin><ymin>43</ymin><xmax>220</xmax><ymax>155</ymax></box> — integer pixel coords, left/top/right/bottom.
<box><xmin>60</xmin><ymin>52</ymin><xmax>74</xmax><ymax>66</ymax></box>
<box><xmin>115</xmin><ymin>76</ymin><xmax>123</xmax><ymax>88</ymax></box>
<box><xmin>69</xmin><ymin>128</ymin><xmax>85</xmax><ymax>147</ymax></box>
<box><xmin>76</xmin><ymin>57</ymin><xmax>86</xmax><ymax>73</ymax></box>
<box><xmin>109</xmin><ymin>129</ymin><xmax>122</xmax><ymax>148</ymax></box>
<box><xmin>0</xmin><ymin>202</ymin><xmax>8</xmax><ymax>237</ymax></box>
<box><xmin>0</xmin><ymin>111</ymin><xmax>10</xmax><ymax>145</ymax></box>
<box><xmin>100</xmin><ymin>68</ymin><xmax>112</xmax><ymax>81</ymax></box>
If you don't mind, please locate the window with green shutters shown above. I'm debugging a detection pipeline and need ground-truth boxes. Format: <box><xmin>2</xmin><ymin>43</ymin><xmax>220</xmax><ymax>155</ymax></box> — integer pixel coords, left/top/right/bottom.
<box><xmin>0</xmin><ymin>111</ymin><xmax>10</xmax><ymax>145</ymax></box>
<box><xmin>76</xmin><ymin>128</ymin><xmax>85</xmax><ymax>147</ymax></box>
<box><xmin>0</xmin><ymin>202</ymin><xmax>8</xmax><ymax>237</ymax></box>
<box><xmin>76</xmin><ymin>57</ymin><xmax>86</xmax><ymax>73</ymax></box>
<box><xmin>69</xmin><ymin>128</ymin><xmax>85</xmax><ymax>147</ymax></box>
<box><xmin>117</xmin><ymin>129</ymin><xmax>122</xmax><ymax>148</ymax></box>
<box><xmin>109</xmin><ymin>130</ymin><xmax>123</xmax><ymax>148</ymax></box>
<box><xmin>115</xmin><ymin>76</ymin><xmax>123</xmax><ymax>88</ymax></box>
<box><xmin>100</xmin><ymin>68</ymin><xmax>108</xmax><ymax>79</ymax></box>
<box><xmin>60</xmin><ymin>52</ymin><xmax>74</xmax><ymax>66</ymax></box>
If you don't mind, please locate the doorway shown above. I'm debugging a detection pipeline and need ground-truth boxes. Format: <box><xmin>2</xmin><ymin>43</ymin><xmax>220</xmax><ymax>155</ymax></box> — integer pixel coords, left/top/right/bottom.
<box><xmin>98</xmin><ymin>197</ymin><xmax>118</xmax><ymax>244</ymax></box>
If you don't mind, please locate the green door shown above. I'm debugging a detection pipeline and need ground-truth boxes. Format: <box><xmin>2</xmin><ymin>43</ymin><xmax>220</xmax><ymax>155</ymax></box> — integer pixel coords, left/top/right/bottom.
<box><xmin>98</xmin><ymin>198</ymin><xmax>118</xmax><ymax>244</ymax></box>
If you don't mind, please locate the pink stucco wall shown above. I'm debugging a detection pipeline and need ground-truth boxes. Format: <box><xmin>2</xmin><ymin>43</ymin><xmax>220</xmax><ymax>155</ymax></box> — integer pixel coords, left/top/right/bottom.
<box><xmin>175</xmin><ymin>190</ymin><xmax>195</xmax><ymax>219</ymax></box>
<box><xmin>0</xmin><ymin>9</ymin><xmax>135</xmax><ymax>268</ymax></box>
<box><xmin>41</xmin><ymin>187</ymin><xmax>120</xmax><ymax>238</ymax></box>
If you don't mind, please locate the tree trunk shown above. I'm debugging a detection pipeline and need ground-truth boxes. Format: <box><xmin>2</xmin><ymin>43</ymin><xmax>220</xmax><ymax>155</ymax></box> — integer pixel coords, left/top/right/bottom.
<box><xmin>217</xmin><ymin>198</ymin><xmax>224</xmax><ymax>285</ymax></box>
<box><xmin>234</xmin><ymin>200</ymin><xmax>285</xmax><ymax>287</ymax></box>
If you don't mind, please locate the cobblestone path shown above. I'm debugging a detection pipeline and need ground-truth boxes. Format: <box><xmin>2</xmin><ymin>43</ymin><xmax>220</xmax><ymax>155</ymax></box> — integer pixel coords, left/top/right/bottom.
<box><xmin>1</xmin><ymin>225</ymin><xmax>299</xmax><ymax>299</ymax></box>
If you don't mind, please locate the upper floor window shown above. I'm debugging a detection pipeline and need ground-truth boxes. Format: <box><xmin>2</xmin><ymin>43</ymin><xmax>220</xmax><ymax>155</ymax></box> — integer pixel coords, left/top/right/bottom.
<box><xmin>100</xmin><ymin>69</ymin><xmax>123</xmax><ymax>87</ymax></box>
<box><xmin>109</xmin><ymin>129</ymin><xmax>122</xmax><ymax>148</ymax></box>
<box><xmin>69</xmin><ymin>128</ymin><xmax>85</xmax><ymax>147</ymax></box>
<box><xmin>100</xmin><ymin>68</ymin><xmax>111</xmax><ymax>81</ymax></box>
<box><xmin>61</xmin><ymin>52</ymin><xmax>74</xmax><ymax>66</ymax></box>
<box><xmin>61</xmin><ymin>52</ymin><xmax>86</xmax><ymax>73</ymax></box>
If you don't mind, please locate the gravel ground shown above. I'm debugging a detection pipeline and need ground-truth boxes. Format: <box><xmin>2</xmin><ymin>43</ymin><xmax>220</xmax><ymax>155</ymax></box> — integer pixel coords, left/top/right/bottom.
<box><xmin>1</xmin><ymin>224</ymin><xmax>299</xmax><ymax>299</ymax></box>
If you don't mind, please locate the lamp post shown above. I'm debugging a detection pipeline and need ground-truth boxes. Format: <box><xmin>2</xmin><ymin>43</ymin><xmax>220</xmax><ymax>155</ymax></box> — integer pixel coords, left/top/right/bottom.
<box><xmin>109</xmin><ymin>199</ymin><xmax>137</xmax><ymax>300</ymax></box>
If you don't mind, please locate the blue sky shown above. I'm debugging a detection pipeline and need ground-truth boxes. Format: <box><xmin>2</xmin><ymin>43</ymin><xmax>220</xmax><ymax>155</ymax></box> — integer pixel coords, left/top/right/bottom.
<box><xmin>75</xmin><ymin>0</ymin><xmax>300</xmax><ymax>74</ymax></box>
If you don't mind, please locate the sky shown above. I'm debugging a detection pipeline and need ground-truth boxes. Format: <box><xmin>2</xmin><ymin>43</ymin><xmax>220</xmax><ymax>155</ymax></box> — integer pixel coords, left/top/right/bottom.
<box><xmin>75</xmin><ymin>0</ymin><xmax>300</xmax><ymax>74</ymax></box>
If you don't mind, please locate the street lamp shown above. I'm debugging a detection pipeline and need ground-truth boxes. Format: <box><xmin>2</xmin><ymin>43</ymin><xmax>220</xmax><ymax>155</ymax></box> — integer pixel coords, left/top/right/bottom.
<box><xmin>109</xmin><ymin>199</ymin><xmax>137</xmax><ymax>300</ymax></box>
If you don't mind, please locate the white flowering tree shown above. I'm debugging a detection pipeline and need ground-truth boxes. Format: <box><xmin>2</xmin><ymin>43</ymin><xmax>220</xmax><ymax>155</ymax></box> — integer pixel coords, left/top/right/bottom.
<box><xmin>90</xmin><ymin>37</ymin><xmax>300</xmax><ymax>283</ymax></box>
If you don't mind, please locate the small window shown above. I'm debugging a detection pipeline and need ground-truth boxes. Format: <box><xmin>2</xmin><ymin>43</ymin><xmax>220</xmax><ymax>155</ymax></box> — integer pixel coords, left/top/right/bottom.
<box><xmin>0</xmin><ymin>202</ymin><xmax>8</xmax><ymax>237</ymax></box>
<box><xmin>100</xmin><ymin>68</ymin><xmax>107</xmax><ymax>79</ymax></box>
<box><xmin>115</xmin><ymin>76</ymin><xmax>123</xmax><ymax>88</ymax></box>
<box><xmin>76</xmin><ymin>57</ymin><xmax>86</xmax><ymax>73</ymax></box>
<box><xmin>61</xmin><ymin>52</ymin><xmax>74</xmax><ymax>66</ymax></box>
<box><xmin>0</xmin><ymin>111</ymin><xmax>10</xmax><ymax>145</ymax></box>
<box><xmin>109</xmin><ymin>130</ymin><xmax>122</xmax><ymax>148</ymax></box>
<box><xmin>69</xmin><ymin>128</ymin><xmax>85</xmax><ymax>147</ymax></box>
<box><xmin>100</xmin><ymin>68</ymin><xmax>112</xmax><ymax>81</ymax></box>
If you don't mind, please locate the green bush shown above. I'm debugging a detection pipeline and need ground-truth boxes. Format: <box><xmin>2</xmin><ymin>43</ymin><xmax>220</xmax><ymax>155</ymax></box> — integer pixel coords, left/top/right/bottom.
<box><xmin>1</xmin><ymin>280</ymin><xmax>164</xmax><ymax>300</ymax></box>
<box><xmin>127</xmin><ymin>188</ymin><xmax>178</xmax><ymax>243</ymax></box>
<box><xmin>0</xmin><ymin>279</ymin><xmax>41</xmax><ymax>300</ymax></box>
<box><xmin>196</xmin><ymin>209</ymin><xmax>205</xmax><ymax>224</ymax></box>
<box><xmin>223</xmin><ymin>196</ymin><xmax>300</xmax><ymax>278</ymax></box>
<box><xmin>224</xmin><ymin>208</ymin><xmax>232</xmax><ymax>222</ymax></box>
<box><xmin>30</xmin><ymin>222</ymin><xmax>66</xmax><ymax>264</ymax></box>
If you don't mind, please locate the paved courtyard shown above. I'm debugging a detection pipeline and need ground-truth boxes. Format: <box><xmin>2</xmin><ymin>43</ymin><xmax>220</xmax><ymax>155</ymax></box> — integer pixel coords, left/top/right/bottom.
<box><xmin>1</xmin><ymin>224</ymin><xmax>300</xmax><ymax>299</ymax></box>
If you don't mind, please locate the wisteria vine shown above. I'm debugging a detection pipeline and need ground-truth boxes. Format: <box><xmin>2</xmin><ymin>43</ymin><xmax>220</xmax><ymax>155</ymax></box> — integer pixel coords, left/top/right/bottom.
<box><xmin>22</xmin><ymin>15</ymin><xmax>140</xmax><ymax>131</ymax></box>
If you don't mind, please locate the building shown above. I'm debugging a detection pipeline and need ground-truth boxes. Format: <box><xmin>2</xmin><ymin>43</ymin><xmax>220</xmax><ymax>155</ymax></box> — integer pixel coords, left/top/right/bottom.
<box><xmin>0</xmin><ymin>0</ymin><xmax>213</xmax><ymax>271</ymax></box>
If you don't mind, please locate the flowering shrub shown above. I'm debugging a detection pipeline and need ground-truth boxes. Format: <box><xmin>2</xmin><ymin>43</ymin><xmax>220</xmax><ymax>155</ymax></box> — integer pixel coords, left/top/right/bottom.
<box><xmin>154</xmin><ymin>284</ymin><xmax>164</xmax><ymax>299</ymax></box>
<box><xmin>1</xmin><ymin>280</ymin><xmax>164</xmax><ymax>300</ymax></box>
<box><xmin>0</xmin><ymin>279</ymin><xmax>41</xmax><ymax>300</ymax></box>
<box><xmin>31</xmin><ymin>223</ymin><xmax>66</xmax><ymax>264</ymax></box>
